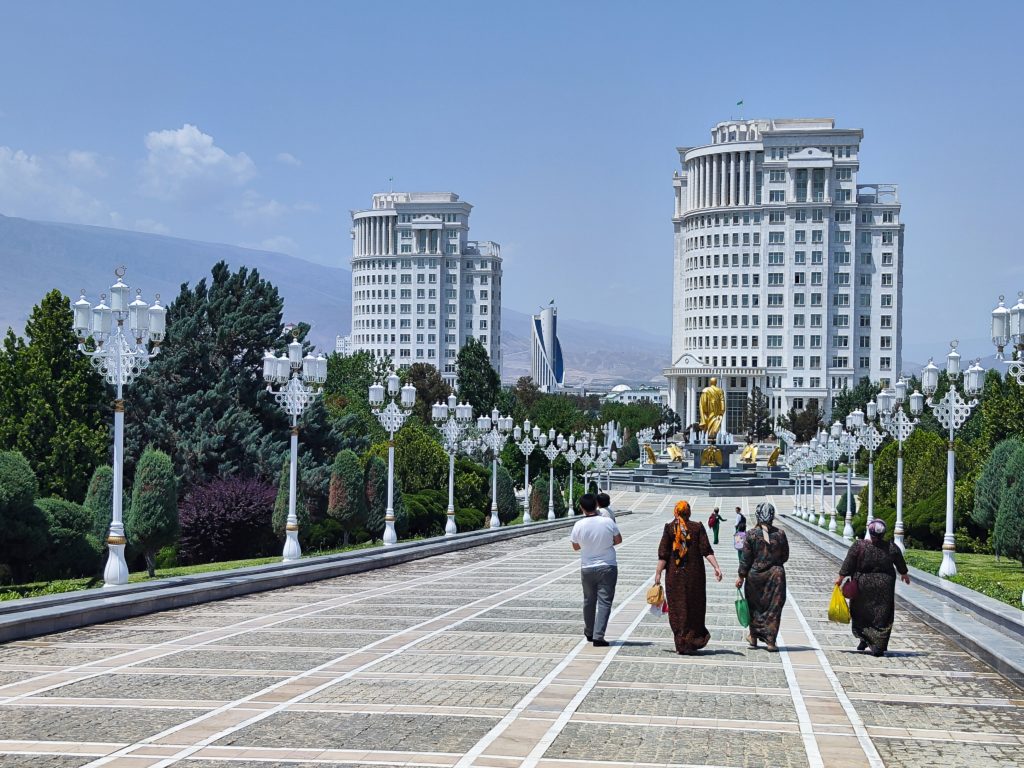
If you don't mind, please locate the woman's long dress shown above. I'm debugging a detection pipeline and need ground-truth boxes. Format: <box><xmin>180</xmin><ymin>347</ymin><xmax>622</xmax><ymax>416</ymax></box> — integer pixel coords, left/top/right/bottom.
<box><xmin>840</xmin><ymin>539</ymin><xmax>908</xmax><ymax>652</ymax></box>
<box><xmin>658</xmin><ymin>521</ymin><xmax>713</xmax><ymax>654</ymax></box>
<box><xmin>738</xmin><ymin>526</ymin><xmax>789</xmax><ymax>645</ymax></box>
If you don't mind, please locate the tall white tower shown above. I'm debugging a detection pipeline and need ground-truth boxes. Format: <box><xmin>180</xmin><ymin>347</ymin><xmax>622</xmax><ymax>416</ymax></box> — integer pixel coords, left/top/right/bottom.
<box><xmin>349</xmin><ymin>192</ymin><xmax>502</xmax><ymax>382</ymax></box>
<box><xmin>531</xmin><ymin>305</ymin><xmax>564</xmax><ymax>392</ymax></box>
<box><xmin>664</xmin><ymin>118</ymin><xmax>904</xmax><ymax>429</ymax></box>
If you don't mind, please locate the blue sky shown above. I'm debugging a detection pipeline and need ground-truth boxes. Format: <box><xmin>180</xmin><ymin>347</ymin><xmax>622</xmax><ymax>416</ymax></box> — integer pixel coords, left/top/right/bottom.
<box><xmin>1</xmin><ymin>0</ymin><xmax>1022</xmax><ymax>364</ymax></box>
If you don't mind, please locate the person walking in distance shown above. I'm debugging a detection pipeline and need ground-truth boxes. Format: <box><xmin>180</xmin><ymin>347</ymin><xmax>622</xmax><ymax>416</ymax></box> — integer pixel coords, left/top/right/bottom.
<box><xmin>708</xmin><ymin>507</ymin><xmax>722</xmax><ymax>545</ymax></box>
<box><xmin>596</xmin><ymin>492</ymin><xmax>616</xmax><ymax>521</ymax></box>
<box><xmin>571</xmin><ymin>493</ymin><xmax>622</xmax><ymax>647</ymax></box>
<box><xmin>733</xmin><ymin>506</ymin><xmax>747</xmax><ymax>562</ymax></box>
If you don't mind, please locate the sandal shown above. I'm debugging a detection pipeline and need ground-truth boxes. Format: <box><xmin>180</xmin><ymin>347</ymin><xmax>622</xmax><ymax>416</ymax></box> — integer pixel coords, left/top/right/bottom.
<box><xmin>746</xmin><ymin>634</ymin><xmax>758</xmax><ymax>649</ymax></box>
<box><xmin>765</xmin><ymin>643</ymin><xmax>778</xmax><ymax>653</ymax></box>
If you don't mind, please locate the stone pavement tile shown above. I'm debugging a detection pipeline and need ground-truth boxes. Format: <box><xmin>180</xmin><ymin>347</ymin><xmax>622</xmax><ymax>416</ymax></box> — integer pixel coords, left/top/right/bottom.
<box><xmin>814</xmin><ymin>734</ymin><xmax>871</xmax><ymax>768</ymax></box>
<box><xmin>576</xmin><ymin>687</ymin><xmax>797</xmax><ymax>721</ymax></box>
<box><xmin>0</xmin><ymin>754</ymin><xmax>97</xmax><ymax>767</ymax></box>
<box><xmin>307</xmin><ymin>677</ymin><xmax>533</xmax><ymax>707</ymax></box>
<box><xmin>823</xmin><ymin>647</ymin><xmax>992</xmax><ymax>673</ymax></box>
<box><xmin>0</xmin><ymin>644</ymin><xmax>126</xmax><ymax>667</ymax></box>
<box><xmin>151</xmin><ymin>706</ymin><xmax>268</xmax><ymax>745</ymax></box>
<box><xmin>603</xmin><ymin>658</ymin><xmax>790</xmax><ymax>689</ymax></box>
<box><xmin>456</xmin><ymin>619</ymin><xmax>581</xmax><ymax>635</ymax></box>
<box><xmin>855</xmin><ymin>700</ymin><xmax>1024</xmax><ymax>734</ymax></box>
<box><xmin>212</xmin><ymin>711</ymin><xmax>500</xmax><ymax>752</ymax></box>
<box><xmin>34</xmin><ymin>672</ymin><xmax>276</xmax><ymax>701</ymax></box>
<box><xmin>146</xmin><ymin>649</ymin><xmax>340</xmax><ymax>671</ymax></box>
<box><xmin>417</xmin><ymin>632</ymin><xmax>581</xmax><ymax>653</ymax></box>
<box><xmin>34</xmin><ymin>627</ymin><xmax>195</xmax><ymax>646</ymax></box>
<box><xmin>874</xmin><ymin>737</ymin><xmax>1024</xmax><ymax>768</ymax></box>
<box><xmin>835</xmin><ymin>669</ymin><xmax>1023</xmax><ymax>699</ymax></box>
<box><xmin>209</xmin><ymin>630</ymin><xmax>391</xmax><ymax>649</ymax></box>
<box><xmin>171</xmin><ymin>762</ymin><xmax>389</xmax><ymax>768</ymax></box>
<box><xmin>369</xmin><ymin>653</ymin><xmax>559</xmax><ymax>678</ymax></box>
<box><xmin>90</xmin><ymin>758</ymin><xmax>163</xmax><ymax>768</ymax></box>
<box><xmin>543</xmin><ymin>722</ymin><xmax>810</xmax><ymax>767</ymax></box>
<box><xmin>0</xmin><ymin>705</ymin><xmax>200</xmax><ymax>742</ymax></box>
<box><xmin>282</xmin><ymin>616</ymin><xmax>424</xmax><ymax>631</ymax></box>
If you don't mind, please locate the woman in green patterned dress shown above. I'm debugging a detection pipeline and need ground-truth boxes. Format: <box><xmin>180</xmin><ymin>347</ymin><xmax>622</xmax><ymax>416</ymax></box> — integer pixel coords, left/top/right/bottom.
<box><xmin>735</xmin><ymin>502</ymin><xmax>789</xmax><ymax>651</ymax></box>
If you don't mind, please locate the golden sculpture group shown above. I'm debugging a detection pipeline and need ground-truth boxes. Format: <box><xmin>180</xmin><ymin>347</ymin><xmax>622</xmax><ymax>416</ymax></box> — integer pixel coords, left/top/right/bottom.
<box><xmin>698</xmin><ymin>377</ymin><xmax>725</xmax><ymax>466</ymax></box>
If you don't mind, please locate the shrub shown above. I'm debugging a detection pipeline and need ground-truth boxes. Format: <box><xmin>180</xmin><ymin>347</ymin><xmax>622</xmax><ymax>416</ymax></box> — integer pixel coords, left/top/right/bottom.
<box><xmin>495</xmin><ymin>466</ymin><xmax>518</xmax><ymax>524</ymax></box>
<box><xmin>178</xmin><ymin>476</ymin><xmax>277</xmax><ymax>565</ymax></box>
<box><xmin>0</xmin><ymin>450</ymin><xmax>47</xmax><ymax>583</ymax></box>
<box><xmin>455</xmin><ymin>507</ymin><xmax>486</xmax><ymax>531</ymax></box>
<box><xmin>901</xmin><ymin>487</ymin><xmax>948</xmax><ymax>549</ymax></box>
<box><xmin>366</xmin><ymin>422</ymin><xmax>448</xmax><ymax>495</ymax></box>
<box><xmin>364</xmin><ymin>454</ymin><xmax>407</xmax><ymax>541</ymax></box>
<box><xmin>35</xmin><ymin>497</ymin><xmax>103</xmax><ymax>580</ymax></box>
<box><xmin>530</xmin><ymin>474</ymin><xmax>567</xmax><ymax>519</ymax></box>
<box><xmin>993</xmin><ymin>444</ymin><xmax>1024</xmax><ymax>566</ymax></box>
<box><xmin>404</xmin><ymin>491</ymin><xmax>446</xmax><ymax>537</ymax></box>
<box><xmin>83</xmin><ymin>465</ymin><xmax>126</xmax><ymax>541</ymax></box>
<box><xmin>125</xmin><ymin>448</ymin><xmax>178</xmax><ymax>576</ymax></box>
<box><xmin>272</xmin><ymin>458</ymin><xmax>311</xmax><ymax>543</ymax></box>
<box><xmin>973</xmin><ymin>438</ymin><xmax>1023</xmax><ymax>531</ymax></box>
<box><xmin>327</xmin><ymin>450</ymin><xmax>366</xmax><ymax>546</ymax></box>
<box><xmin>454</xmin><ymin>458</ymin><xmax>490</xmax><ymax>512</ymax></box>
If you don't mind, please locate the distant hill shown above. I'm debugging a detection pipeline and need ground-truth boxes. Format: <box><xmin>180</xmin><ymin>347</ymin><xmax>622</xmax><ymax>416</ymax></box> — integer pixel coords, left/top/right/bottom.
<box><xmin>0</xmin><ymin>214</ymin><xmax>350</xmax><ymax>352</ymax></box>
<box><xmin>0</xmin><ymin>214</ymin><xmax>670</xmax><ymax>383</ymax></box>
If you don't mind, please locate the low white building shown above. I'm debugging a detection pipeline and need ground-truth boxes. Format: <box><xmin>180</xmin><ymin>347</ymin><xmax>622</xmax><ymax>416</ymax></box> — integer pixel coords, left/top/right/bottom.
<box><xmin>603</xmin><ymin>384</ymin><xmax>668</xmax><ymax>406</ymax></box>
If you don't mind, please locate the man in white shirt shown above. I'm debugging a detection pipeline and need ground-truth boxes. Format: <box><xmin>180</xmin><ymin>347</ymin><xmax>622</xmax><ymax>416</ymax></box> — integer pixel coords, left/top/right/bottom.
<box><xmin>570</xmin><ymin>493</ymin><xmax>622</xmax><ymax>646</ymax></box>
<box><xmin>596</xmin><ymin>492</ymin><xmax>616</xmax><ymax>521</ymax></box>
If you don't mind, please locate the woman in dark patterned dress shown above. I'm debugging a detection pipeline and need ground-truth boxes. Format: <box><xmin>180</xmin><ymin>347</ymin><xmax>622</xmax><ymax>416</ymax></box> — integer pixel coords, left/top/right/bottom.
<box><xmin>835</xmin><ymin>519</ymin><xmax>910</xmax><ymax>657</ymax></box>
<box><xmin>735</xmin><ymin>502</ymin><xmax>789</xmax><ymax>651</ymax></box>
<box><xmin>654</xmin><ymin>500</ymin><xmax>724</xmax><ymax>654</ymax></box>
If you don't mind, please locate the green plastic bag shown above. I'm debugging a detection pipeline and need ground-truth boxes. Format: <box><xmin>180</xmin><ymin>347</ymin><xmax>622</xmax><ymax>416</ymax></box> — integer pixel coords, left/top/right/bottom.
<box><xmin>735</xmin><ymin>588</ymin><xmax>750</xmax><ymax>627</ymax></box>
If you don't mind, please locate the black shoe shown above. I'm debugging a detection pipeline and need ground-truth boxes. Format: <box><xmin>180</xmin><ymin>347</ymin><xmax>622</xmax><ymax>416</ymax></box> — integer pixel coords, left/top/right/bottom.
<box><xmin>870</xmin><ymin>648</ymin><xmax>885</xmax><ymax>658</ymax></box>
<box><xmin>593</xmin><ymin>639</ymin><xmax>610</xmax><ymax>647</ymax></box>
<box><xmin>585</xmin><ymin>635</ymin><xmax>593</xmax><ymax>642</ymax></box>
<box><xmin>857</xmin><ymin>640</ymin><xmax>868</xmax><ymax>651</ymax></box>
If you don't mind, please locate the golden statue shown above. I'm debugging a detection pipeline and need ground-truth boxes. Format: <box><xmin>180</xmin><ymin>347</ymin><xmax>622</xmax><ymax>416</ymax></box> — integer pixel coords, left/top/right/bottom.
<box><xmin>740</xmin><ymin>443</ymin><xmax>758</xmax><ymax>463</ymax></box>
<box><xmin>766</xmin><ymin>446</ymin><xmax>781</xmax><ymax>467</ymax></box>
<box><xmin>701</xmin><ymin>446</ymin><xmax>723</xmax><ymax>467</ymax></box>
<box><xmin>699</xmin><ymin>377</ymin><xmax>725</xmax><ymax>442</ymax></box>
<box><xmin>667</xmin><ymin>443</ymin><xmax>684</xmax><ymax>463</ymax></box>
<box><xmin>644</xmin><ymin>444</ymin><xmax>659</xmax><ymax>465</ymax></box>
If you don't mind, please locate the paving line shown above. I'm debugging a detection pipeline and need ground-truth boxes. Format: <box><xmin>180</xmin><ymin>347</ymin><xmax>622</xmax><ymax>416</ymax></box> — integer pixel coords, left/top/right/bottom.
<box><xmin>786</xmin><ymin>589</ymin><xmax>885</xmax><ymax>768</ymax></box>
<box><xmin>78</xmin><ymin>496</ymin><xmax>664</xmax><ymax>768</ymax></box>
<box><xmin>0</xmin><ymin>496</ymin><xmax>641</xmax><ymax>702</ymax></box>
<box><xmin>775</xmin><ymin>628</ymin><xmax>825</xmax><ymax>768</ymax></box>
<box><xmin>451</xmin><ymin>495</ymin><xmax>673</xmax><ymax>768</ymax></box>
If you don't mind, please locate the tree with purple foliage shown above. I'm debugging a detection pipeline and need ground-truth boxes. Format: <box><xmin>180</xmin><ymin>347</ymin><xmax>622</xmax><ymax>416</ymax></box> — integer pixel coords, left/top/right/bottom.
<box><xmin>178</xmin><ymin>476</ymin><xmax>277</xmax><ymax>565</ymax></box>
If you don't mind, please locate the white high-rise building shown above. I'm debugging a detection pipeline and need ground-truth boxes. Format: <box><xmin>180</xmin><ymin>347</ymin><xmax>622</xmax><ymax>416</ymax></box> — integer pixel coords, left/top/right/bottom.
<box><xmin>664</xmin><ymin>118</ymin><xmax>904</xmax><ymax>431</ymax></box>
<box><xmin>350</xmin><ymin>192</ymin><xmax>502</xmax><ymax>381</ymax></box>
<box><xmin>531</xmin><ymin>305</ymin><xmax>565</xmax><ymax>392</ymax></box>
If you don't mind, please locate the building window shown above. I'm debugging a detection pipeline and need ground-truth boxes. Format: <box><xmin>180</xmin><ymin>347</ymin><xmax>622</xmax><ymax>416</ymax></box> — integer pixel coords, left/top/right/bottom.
<box><xmin>882</xmin><ymin>252</ymin><xmax>893</xmax><ymax>266</ymax></box>
<box><xmin>881</xmin><ymin>294</ymin><xmax>893</xmax><ymax>307</ymax></box>
<box><xmin>769</xmin><ymin>190</ymin><xmax>785</xmax><ymax>202</ymax></box>
<box><xmin>768</xmin><ymin>231</ymin><xmax>785</xmax><ymax>244</ymax></box>
<box><xmin>881</xmin><ymin>273</ymin><xmax>893</xmax><ymax>286</ymax></box>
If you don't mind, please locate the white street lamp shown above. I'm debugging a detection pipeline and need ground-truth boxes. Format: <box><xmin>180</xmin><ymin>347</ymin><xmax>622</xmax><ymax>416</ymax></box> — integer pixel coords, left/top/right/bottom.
<box><xmin>369</xmin><ymin>370</ymin><xmax>415</xmax><ymax>546</ymax></box>
<box><xmin>538</xmin><ymin>428</ymin><xmax>562</xmax><ymax>520</ymax></box>
<box><xmin>264</xmin><ymin>330</ymin><xmax>326</xmax><ymax>562</ymax></box>
<box><xmin>479</xmin><ymin>409</ymin><xmax>513</xmax><ymax>528</ymax></box>
<box><xmin>859</xmin><ymin>404</ymin><xmax>885</xmax><ymax>541</ymax></box>
<box><xmin>991</xmin><ymin>292</ymin><xmax>1024</xmax><ymax>385</ymax></box>
<box><xmin>878</xmin><ymin>378</ymin><xmax>923</xmax><ymax>551</ymax></box>
<box><xmin>580</xmin><ymin>440</ymin><xmax>595</xmax><ymax>494</ymax></box>
<box><xmin>637</xmin><ymin>426</ymin><xmax>655</xmax><ymax>467</ymax></box>
<box><xmin>922</xmin><ymin>342</ymin><xmax>984</xmax><ymax>577</ymax></box>
<box><xmin>433</xmin><ymin>394</ymin><xmax>473</xmax><ymax>536</ymax></box>
<box><xmin>563</xmin><ymin>436</ymin><xmax>582</xmax><ymax>514</ymax></box>
<box><xmin>513</xmin><ymin>420</ymin><xmax>541</xmax><ymax>524</ymax></box>
<box><xmin>74</xmin><ymin>267</ymin><xmax>166</xmax><ymax>586</ymax></box>
<box><xmin>833</xmin><ymin>419</ymin><xmax>858</xmax><ymax>541</ymax></box>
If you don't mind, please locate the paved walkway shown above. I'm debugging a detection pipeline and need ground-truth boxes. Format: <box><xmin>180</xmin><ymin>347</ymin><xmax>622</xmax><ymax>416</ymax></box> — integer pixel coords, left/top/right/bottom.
<box><xmin>0</xmin><ymin>491</ymin><xmax>1021</xmax><ymax>768</ymax></box>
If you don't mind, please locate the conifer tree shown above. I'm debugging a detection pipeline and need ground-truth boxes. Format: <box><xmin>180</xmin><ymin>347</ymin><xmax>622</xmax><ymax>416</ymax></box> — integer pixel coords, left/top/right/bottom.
<box><xmin>125</xmin><ymin>448</ymin><xmax>178</xmax><ymax>577</ymax></box>
<box><xmin>0</xmin><ymin>290</ymin><xmax>107</xmax><ymax>501</ymax></box>
<box><xmin>456</xmin><ymin>338</ymin><xmax>500</xmax><ymax>417</ymax></box>
<box><xmin>327</xmin><ymin>449</ymin><xmax>366</xmax><ymax>545</ymax></box>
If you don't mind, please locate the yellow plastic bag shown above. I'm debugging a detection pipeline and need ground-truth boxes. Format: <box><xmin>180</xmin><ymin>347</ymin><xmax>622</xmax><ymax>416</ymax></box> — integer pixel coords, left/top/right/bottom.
<box><xmin>828</xmin><ymin>585</ymin><xmax>851</xmax><ymax>624</ymax></box>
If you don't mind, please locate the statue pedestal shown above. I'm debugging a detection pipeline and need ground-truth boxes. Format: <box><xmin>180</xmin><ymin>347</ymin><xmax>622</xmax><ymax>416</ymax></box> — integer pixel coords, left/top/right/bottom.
<box><xmin>683</xmin><ymin>443</ymin><xmax>741</xmax><ymax>469</ymax></box>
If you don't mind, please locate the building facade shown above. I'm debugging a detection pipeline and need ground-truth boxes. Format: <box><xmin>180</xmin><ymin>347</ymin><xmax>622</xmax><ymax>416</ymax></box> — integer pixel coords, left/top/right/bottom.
<box><xmin>350</xmin><ymin>192</ymin><xmax>502</xmax><ymax>381</ymax></box>
<box><xmin>664</xmin><ymin>118</ymin><xmax>904</xmax><ymax>431</ymax></box>
<box><xmin>334</xmin><ymin>334</ymin><xmax>352</xmax><ymax>357</ymax></box>
<box><xmin>531</xmin><ymin>305</ymin><xmax>565</xmax><ymax>392</ymax></box>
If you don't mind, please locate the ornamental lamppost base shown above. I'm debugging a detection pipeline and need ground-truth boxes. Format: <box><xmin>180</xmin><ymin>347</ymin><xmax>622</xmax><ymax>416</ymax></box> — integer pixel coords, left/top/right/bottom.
<box><xmin>939</xmin><ymin>541</ymin><xmax>957</xmax><ymax>578</ymax></box>
<box><xmin>445</xmin><ymin>512</ymin><xmax>457</xmax><ymax>536</ymax></box>
<box><xmin>828</xmin><ymin>513</ymin><xmax>837</xmax><ymax>534</ymax></box>
<box><xmin>283</xmin><ymin>526</ymin><xmax>302</xmax><ymax>561</ymax></box>
<box><xmin>103</xmin><ymin>536</ymin><xmax>129</xmax><ymax>587</ymax></box>
<box><xmin>384</xmin><ymin>514</ymin><xmax>399</xmax><ymax>545</ymax></box>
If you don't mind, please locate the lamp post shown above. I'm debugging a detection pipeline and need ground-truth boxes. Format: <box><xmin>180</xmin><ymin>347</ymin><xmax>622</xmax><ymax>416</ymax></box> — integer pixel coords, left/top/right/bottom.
<box><xmin>825</xmin><ymin>434</ymin><xmax>840</xmax><ymax>533</ymax></box>
<box><xmin>538</xmin><ymin>429</ymin><xmax>562</xmax><ymax>520</ymax></box>
<box><xmin>877</xmin><ymin>379</ymin><xmax>924</xmax><ymax>551</ymax></box>
<box><xmin>637</xmin><ymin>426</ymin><xmax>655</xmax><ymax>467</ymax></box>
<box><xmin>369</xmin><ymin>371</ymin><xmax>416</xmax><ymax>546</ymax></box>
<box><xmin>263</xmin><ymin>331</ymin><xmax>327</xmax><ymax>561</ymax></box>
<box><xmin>73</xmin><ymin>267</ymin><xmax>167</xmax><ymax>586</ymax></box>
<box><xmin>478</xmin><ymin>409</ymin><xmax>513</xmax><ymax>528</ymax></box>
<box><xmin>580</xmin><ymin>442</ymin><xmax>596</xmax><ymax>494</ymax></box>
<box><xmin>659</xmin><ymin>421</ymin><xmax>673</xmax><ymax>453</ymax></box>
<box><xmin>859</xmin><ymin>403</ymin><xmax>885</xmax><ymax>541</ymax></box>
<box><xmin>789</xmin><ymin>446</ymin><xmax>805</xmax><ymax>518</ymax></box>
<box><xmin>991</xmin><ymin>292</ymin><xmax>1024</xmax><ymax>385</ymax></box>
<box><xmin>563</xmin><ymin>436</ymin><xmax>582</xmax><ymax>514</ymax></box>
<box><xmin>433</xmin><ymin>394</ymin><xmax>473</xmax><ymax>536</ymax></box>
<box><xmin>815</xmin><ymin>435</ymin><xmax>830</xmax><ymax>528</ymax></box>
<box><xmin>833</xmin><ymin>419</ymin><xmax>858</xmax><ymax>541</ymax></box>
<box><xmin>513</xmin><ymin>420</ymin><xmax>541</xmax><ymax>524</ymax></box>
<box><xmin>921</xmin><ymin>341</ymin><xmax>985</xmax><ymax>578</ymax></box>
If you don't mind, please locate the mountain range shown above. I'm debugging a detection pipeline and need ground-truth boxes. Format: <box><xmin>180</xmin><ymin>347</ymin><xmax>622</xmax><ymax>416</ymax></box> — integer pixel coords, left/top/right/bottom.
<box><xmin>0</xmin><ymin>214</ymin><xmax>669</xmax><ymax>385</ymax></box>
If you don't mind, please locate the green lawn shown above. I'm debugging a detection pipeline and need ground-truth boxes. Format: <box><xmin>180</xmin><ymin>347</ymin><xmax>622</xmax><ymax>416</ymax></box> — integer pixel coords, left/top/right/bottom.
<box><xmin>904</xmin><ymin>549</ymin><xmax>1024</xmax><ymax>608</ymax></box>
<box><xmin>0</xmin><ymin>540</ymin><xmax>380</xmax><ymax>602</ymax></box>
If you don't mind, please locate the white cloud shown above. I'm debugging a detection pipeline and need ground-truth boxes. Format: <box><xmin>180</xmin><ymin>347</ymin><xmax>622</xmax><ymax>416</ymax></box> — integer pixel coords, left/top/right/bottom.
<box><xmin>65</xmin><ymin>150</ymin><xmax>106</xmax><ymax>177</ymax></box>
<box><xmin>141</xmin><ymin>124</ymin><xmax>256</xmax><ymax>200</ymax></box>
<box><xmin>0</xmin><ymin>145</ymin><xmax>108</xmax><ymax>223</ymax></box>
<box><xmin>133</xmin><ymin>218</ymin><xmax>170</xmax><ymax>235</ymax></box>
<box><xmin>234</xmin><ymin>191</ymin><xmax>320</xmax><ymax>223</ymax></box>
<box><xmin>276</xmin><ymin>152</ymin><xmax>302</xmax><ymax>167</ymax></box>
<box><xmin>240</xmin><ymin>235</ymin><xmax>298</xmax><ymax>254</ymax></box>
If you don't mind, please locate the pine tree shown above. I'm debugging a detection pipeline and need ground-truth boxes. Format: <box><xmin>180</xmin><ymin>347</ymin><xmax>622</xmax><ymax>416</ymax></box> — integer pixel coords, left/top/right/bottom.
<box><xmin>971</xmin><ymin>437</ymin><xmax>1022</xmax><ymax>531</ymax></box>
<box><xmin>364</xmin><ymin>454</ymin><xmax>406</xmax><ymax>540</ymax></box>
<box><xmin>125</xmin><ymin>448</ymin><xmax>178</xmax><ymax>576</ymax></box>
<box><xmin>405</xmin><ymin>362</ymin><xmax>451</xmax><ymax>426</ymax></box>
<box><xmin>0</xmin><ymin>290</ymin><xmax>107</xmax><ymax>501</ymax></box>
<box><xmin>993</xmin><ymin>444</ymin><xmax>1024</xmax><ymax>566</ymax></box>
<box><xmin>272</xmin><ymin>458</ymin><xmax>311</xmax><ymax>542</ymax></box>
<box><xmin>743</xmin><ymin>386</ymin><xmax>773</xmax><ymax>441</ymax></box>
<box><xmin>124</xmin><ymin>262</ymin><xmax>287</xmax><ymax>490</ymax></box>
<box><xmin>0</xmin><ymin>450</ymin><xmax>47</xmax><ymax>582</ymax></box>
<box><xmin>456</xmin><ymin>338</ymin><xmax>500</xmax><ymax>417</ymax></box>
<box><xmin>84</xmin><ymin>464</ymin><xmax>119</xmax><ymax>541</ymax></box>
<box><xmin>327</xmin><ymin>450</ymin><xmax>366</xmax><ymax>545</ymax></box>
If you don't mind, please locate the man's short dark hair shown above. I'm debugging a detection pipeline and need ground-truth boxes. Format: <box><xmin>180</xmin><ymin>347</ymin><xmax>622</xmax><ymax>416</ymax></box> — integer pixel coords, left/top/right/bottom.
<box><xmin>735</xmin><ymin>506</ymin><xmax>742</xmax><ymax>512</ymax></box>
<box><xmin>596</xmin><ymin>492</ymin><xmax>611</xmax><ymax>508</ymax></box>
<box><xmin>580</xmin><ymin>494</ymin><xmax>598</xmax><ymax>513</ymax></box>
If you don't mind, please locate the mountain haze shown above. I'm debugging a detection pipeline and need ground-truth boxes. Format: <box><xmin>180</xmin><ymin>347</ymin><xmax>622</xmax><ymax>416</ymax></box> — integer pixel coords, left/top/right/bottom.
<box><xmin>0</xmin><ymin>215</ymin><xmax>669</xmax><ymax>383</ymax></box>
